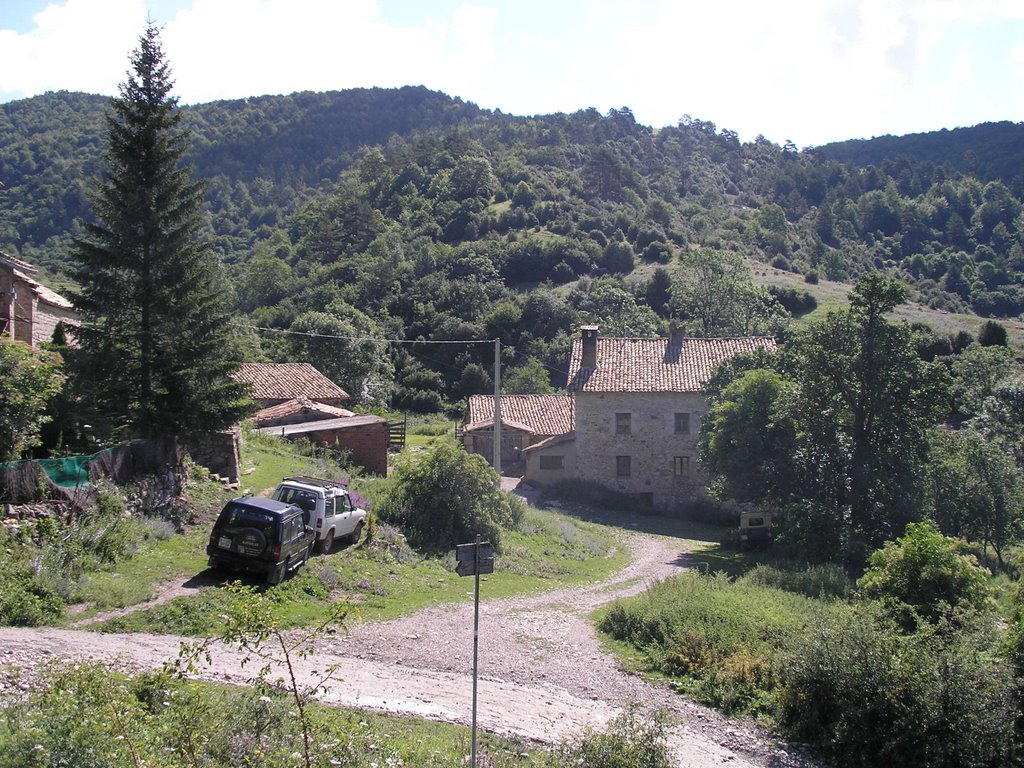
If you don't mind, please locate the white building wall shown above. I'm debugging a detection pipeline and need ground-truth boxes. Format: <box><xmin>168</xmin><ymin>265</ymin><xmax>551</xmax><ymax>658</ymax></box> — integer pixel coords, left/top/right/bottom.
<box><xmin>524</xmin><ymin>439</ymin><xmax>577</xmax><ymax>486</ymax></box>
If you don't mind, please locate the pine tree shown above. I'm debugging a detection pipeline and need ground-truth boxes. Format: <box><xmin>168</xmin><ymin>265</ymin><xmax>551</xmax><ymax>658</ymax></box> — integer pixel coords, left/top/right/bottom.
<box><xmin>70</xmin><ymin>24</ymin><xmax>252</xmax><ymax>438</ymax></box>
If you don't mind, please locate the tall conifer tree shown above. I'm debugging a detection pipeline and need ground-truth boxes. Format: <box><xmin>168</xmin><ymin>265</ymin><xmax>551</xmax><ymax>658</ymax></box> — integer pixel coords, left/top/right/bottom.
<box><xmin>71</xmin><ymin>24</ymin><xmax>251</xmax><ymax>438</ymax></box>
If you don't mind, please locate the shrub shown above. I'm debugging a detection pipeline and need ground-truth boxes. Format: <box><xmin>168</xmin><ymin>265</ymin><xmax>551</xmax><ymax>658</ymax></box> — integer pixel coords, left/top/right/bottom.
<box><xmin>599</xmin><ymin>571</ymin><xmax>817</xmax><ymax>715</ymax></box>
<box><xmin>767</xmin><ymin>285</ymin><xmax>818</xmax><ymax>316</ymax></box>
<box><xmin>857</xmin><ymin>522</ymin><xmax>992</xmax><ymax>628</ymax></box>
<box><xmin>0</xmin><ymin>559</ymin><xmax>64</xmax><ymax>626</ymax></box>
<box><xmin>740</xmin><ymin>562</ymin><xmax>852</xmax><ymax>600</ymax></box>
<box><xmin>778</xmin><ymin>607</ymin><xmax>1015</xmax><ymax>768</ymax></box>
<box><xmin>375</xmin><ymin>441</ymin><xmax>516</xmax><ymax>551</ymax></box>
<box><xmin>546</xmin><ymin>706</ymin><xmax>671</xmax><ymax>768</ymax></box>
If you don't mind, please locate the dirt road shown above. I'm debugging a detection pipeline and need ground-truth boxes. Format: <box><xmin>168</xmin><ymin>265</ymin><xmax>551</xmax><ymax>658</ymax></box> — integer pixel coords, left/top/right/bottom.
<box><xmin>0</xmin><ymin>501</ymin><xmax>811</xmax><ymax>768</ymax></box>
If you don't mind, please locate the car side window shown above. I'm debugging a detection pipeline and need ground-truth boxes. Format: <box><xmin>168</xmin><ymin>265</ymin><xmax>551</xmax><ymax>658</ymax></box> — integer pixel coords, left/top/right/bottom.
<box><xmin>338</xmin><ymin>494</ymin><xmax>353</xmax><ymax>513</ymax></box>
<box><xmin>324</xmin><ymin>496</ymin><xmax>335</xmax><ymax>517</ymax></box>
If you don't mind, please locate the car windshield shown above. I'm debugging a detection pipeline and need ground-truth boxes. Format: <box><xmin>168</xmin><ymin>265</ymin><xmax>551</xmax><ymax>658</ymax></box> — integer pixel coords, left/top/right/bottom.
<box><xmin>276</xmin><ymin>487</ymin><xmax>317</xmax><ymax>513</ymax></box>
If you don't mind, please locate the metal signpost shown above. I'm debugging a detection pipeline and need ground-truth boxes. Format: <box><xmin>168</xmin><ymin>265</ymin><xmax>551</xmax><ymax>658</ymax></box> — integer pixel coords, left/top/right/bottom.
<box><xmin>455</xmin><ymin>535</ymin><xmax>494</xmax><ymax>767</ymax></box>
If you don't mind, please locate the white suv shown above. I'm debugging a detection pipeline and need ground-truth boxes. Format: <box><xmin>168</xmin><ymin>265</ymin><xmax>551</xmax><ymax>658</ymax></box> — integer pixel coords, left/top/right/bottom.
<box><xmin>271</xmin><ymin>476</ymin><xmax>366</xmax><ymax>554</ymax></box>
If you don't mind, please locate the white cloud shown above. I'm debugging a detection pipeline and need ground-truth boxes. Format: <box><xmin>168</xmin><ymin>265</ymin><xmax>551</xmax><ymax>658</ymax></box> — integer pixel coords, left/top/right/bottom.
<box><xmin>0</xmin><ymin>0</ymin><xmax>145</xmax><ymax>98</ymax></box>
<box><xmin>0</xmin><ymin>0</ymin><xmax>1021</xmax><ymax>146</ymax></box>
<box><xmin>161</xmin><ymin>0</ymin><xmax>501</xmax><ymax>103</ymax></box>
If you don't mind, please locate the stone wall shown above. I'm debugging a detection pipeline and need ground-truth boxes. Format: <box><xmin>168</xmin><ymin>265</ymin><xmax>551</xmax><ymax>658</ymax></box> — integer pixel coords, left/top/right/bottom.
<box><xmin>183</xmin><ymin>428</ymin><xmax>241</xmax><ymax>485</ymax></box>
<box><xmin>32</xmin><ymin>304</ymin><xmax>79</xmax><ymax>347</ymax></box>
<box><xmin>574</xmin><ymin>390</ymin><xmax>708</xmax><ymax>511</ymax></box>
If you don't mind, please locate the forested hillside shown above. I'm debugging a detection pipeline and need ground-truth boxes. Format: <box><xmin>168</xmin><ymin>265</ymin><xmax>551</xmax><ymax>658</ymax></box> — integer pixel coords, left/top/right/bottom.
<box><xmin>2</xmin><ymin>88</ymin><xmax>1024</xmax><ymax>408</ymax></box>
<box><xmin>815</xmin><ymin>121</ymin><xmax>1024</xmax><ymax>184</ymax></box>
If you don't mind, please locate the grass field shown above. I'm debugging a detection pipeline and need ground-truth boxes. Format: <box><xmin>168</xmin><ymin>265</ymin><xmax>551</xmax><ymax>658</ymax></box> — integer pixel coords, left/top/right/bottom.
<box><xmin>67</xmin><ymin>492</ymin><xmax>628</xmax><ymax>635</ymax></box>
<box><xmin>750</xmin><ymin>261</ymin><xmax>1024</xmax><ymax>348</ymax></box>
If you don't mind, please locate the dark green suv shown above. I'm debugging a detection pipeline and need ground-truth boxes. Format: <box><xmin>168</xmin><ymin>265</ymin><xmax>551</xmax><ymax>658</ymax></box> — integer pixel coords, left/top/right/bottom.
<box><xmin>207</xmin><ymin>496</ymin><xmax>315</xmax><ymax>584</ymax></box>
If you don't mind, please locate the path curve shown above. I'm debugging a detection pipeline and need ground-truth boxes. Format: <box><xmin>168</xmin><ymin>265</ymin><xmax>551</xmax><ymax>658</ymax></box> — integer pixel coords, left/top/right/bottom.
<box><xmin>0</xmin><ymin>497</ymin><xmax>813</xmax><ymax>768</ymax></box>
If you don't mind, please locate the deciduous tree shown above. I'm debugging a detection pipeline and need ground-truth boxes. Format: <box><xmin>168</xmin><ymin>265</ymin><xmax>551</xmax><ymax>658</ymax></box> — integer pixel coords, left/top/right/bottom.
<box><xmin>670</xmin><ymin>249</ymin><xmax>785</xmax><ymax>337</ymax></box>
<box><xmin>791</xmin><ymin>274</ymin><xmax>949</xmax><ymax>545</ymax></box>
<box><xmin>0</xmin><ymin>338</ymin><xmax>65</xmax><ymax>460</ymax></box>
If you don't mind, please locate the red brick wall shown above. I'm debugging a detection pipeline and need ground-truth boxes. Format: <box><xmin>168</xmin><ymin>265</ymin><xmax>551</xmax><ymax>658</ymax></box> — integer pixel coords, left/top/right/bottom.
<box><xmin>305</xmin><ymin>422</ymin><xmax>389</xmax><ymax>476</ymax></box>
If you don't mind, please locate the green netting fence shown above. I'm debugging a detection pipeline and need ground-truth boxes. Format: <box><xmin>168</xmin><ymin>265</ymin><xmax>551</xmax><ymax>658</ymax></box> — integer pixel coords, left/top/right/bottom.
<box><xmin>1</xmin><ymin>455</ymin><xmax>96</xmax><ymax>489</ymax></box>
<box><xmin>0</xmin><ymin>438</ymin><xmax>184</xmax><ymax>505</ymax></box>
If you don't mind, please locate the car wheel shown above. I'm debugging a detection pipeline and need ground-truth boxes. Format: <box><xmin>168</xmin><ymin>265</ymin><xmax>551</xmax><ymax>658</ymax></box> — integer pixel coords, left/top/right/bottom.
<box><xmin>319</xmin><ymin>529</ymin><xmax>335</xmax><ymax>554</ymax></box>
<box><xmin>348</xmin><ymin>522</ymin><xmax>364</xmax><ymax>545</ymax></box>
<box><xmin>207</xmin><ymin>556</ymin><xmax>221</xmax><ymax>571</ymax></box>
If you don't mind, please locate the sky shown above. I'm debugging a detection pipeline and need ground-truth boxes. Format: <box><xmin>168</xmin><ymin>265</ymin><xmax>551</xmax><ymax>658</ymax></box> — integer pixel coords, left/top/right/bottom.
<box><xmin>1</xmin><ymin>0</ymin><xmax>1022</xmax><ymax>148</ymax></box>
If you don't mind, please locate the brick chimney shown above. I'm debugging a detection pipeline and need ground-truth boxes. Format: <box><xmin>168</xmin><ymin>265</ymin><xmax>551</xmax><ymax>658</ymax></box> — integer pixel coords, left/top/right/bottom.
<box><xmin>581</xmin><ymin>325</ymin><xmax>599</xmax><ymax>368</ymax></box>
<box><xmin>669</xmin><ymin>321</ymin><xmax>684</xmax><ymax>350</ymax></box>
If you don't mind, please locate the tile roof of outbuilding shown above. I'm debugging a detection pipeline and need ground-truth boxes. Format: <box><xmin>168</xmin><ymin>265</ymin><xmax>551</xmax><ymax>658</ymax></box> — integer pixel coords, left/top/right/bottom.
<box><xmin>1</xmin><ymin>251</ymin><xmax>75</xmax><ymax>311</ymax></box>
<box><xmin>255</xmin><ymin>414</ymin><xmax>387</xmax><ymax>436</ymax></box>
<box><xmin>466</xmin><ymin>394</ymin><xmax>574</xmax><ymax>436</ymax></box>
<box><xmin>567</xmin><ymin>335</ymin><xmax>776</xmax><ymax>393</ymax></box>
<box><xmin>231</xmin><ymin>363</ymin><xmax>350</xmax><ymax>402</ymax></box>
<box><xmin>12</xmin><ymin>269</ymin><xmax>75</xmax><ymax>310</ymax></box>
<box><xmin>252</xmin><ymin>397</ymin><xmax>355</xmax><ymax>426</ymax></box>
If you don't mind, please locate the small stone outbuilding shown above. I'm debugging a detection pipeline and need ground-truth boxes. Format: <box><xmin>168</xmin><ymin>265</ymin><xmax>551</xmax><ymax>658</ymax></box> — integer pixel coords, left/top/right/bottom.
<box><xmin>0</xmin><ymin>252</ymin><xmax>79</xmax><ymax>347</ymax></box>
<box><xmin>463</xmin><ymin>394</ymin><xmax>574</xmax><ymax>474</ymax></box>
<box><xmin>257</xmin><ymin>415</ymin><xmax>389</xmax><ymax>476</ymax></box>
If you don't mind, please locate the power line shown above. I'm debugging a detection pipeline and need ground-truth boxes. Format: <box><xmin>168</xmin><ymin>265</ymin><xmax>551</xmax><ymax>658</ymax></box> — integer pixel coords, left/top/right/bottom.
<box><xmin>235</xmin><ymin>321</ymin><xmax>578</xmax><ymax>383</ymax></box>
<box><xmin>235</xmin><ymin>322</ymin><xmax>497</xmax><ymax>346</ymax></box>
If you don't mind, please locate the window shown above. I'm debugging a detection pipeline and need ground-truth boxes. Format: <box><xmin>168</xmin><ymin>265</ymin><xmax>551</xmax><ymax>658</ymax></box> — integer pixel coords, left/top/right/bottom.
<box><xmin>615</xmin><ymin>412</ymin><xmax>631</xmax><ymax>435</ymax></box>
<box><xmin>616</xmin><ymin>455</ymin><xmax>631</xmax><ymax>477</ymax></box>
<box><xmin>674</xmin><ymin>412</ymin><xmax>691</xmax><ymax>435</ymax></box>
<box><xmin>673</xmin><ymin>456</ymin><xmax>690</xmax><ymax>476</ymax></box>
<box><xmin>539</xmin><ymin>455</ymin><xmax>564</xmax><ymax>470</ymax></box>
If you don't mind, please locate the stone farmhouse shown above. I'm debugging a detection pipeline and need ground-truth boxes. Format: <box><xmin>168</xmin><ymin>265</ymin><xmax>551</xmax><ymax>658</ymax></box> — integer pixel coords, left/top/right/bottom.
<box><xmin>473</xmin><ymin>325</ymin><xmax>776</xmax><ymax>511</ymax></box>
<box><xmin>0</xmin><ymin>252</ymin><xmax>79</xmax><ymax>347</ymax></box>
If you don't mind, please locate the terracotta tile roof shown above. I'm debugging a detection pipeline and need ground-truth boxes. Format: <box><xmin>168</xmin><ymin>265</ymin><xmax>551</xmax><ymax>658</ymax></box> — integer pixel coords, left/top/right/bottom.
<box><xmin>463</xmin><ymin>417</ymin><xmax>536</xmax><ymax>435</ymax></box>
<box><xmin>0</xmin><ymin>251</ymin><xmax>37</xmax><ymax>274</ymax></box>
<box><xmin>255</xmin><ymin>414</ymin><xmax>387</xmax><ymax>436</ymax></box>
<box><xmin>13</xmin><ymin>269</ymin><xmax>75</xmax><ymax>310</ymax></box>
<box><xmin>522</xmin><ymin>431</ymin><xmax>576</xmax><ymax>453</ymax></box>
<box><xmin>252</xmin><ymin>397</ymin><xmax>355</xmax><ymax>426</ymax></box>
<box><xmin>466</xmin><ymin>394</ymin><xmax>574</xmax><ymax>436</ymax></box>
<box><xmin>231</xmin><ymin>363</ymin><xmax>350</xmax><ymax>403</ymax></box>
<box><xmin>567</xmin><ymin>335</ymin><xmax>777</xmax><ymax>393</ymax></box>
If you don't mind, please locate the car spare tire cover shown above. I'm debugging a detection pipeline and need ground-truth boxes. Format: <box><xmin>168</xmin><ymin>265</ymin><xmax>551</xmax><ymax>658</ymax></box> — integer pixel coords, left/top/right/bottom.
<box><xmin>234</xmin><ymin>528</ymin><xmax>267</xmax><ymax>555</ymax></box>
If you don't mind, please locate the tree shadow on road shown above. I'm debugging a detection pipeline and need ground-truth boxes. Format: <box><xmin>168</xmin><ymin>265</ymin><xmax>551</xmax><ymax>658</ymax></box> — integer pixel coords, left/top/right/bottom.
<box><xmin>529</xmin><ymin>484</ymin><xmax>779</xmax><ymax>580</ymax></box>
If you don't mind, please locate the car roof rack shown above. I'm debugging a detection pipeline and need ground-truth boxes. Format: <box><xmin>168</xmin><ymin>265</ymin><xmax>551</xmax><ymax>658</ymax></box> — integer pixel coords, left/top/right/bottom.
<box><xmin>282</xmin><ymin>476</ymin><xmax>347</xmax><ymax>489</ymax></box>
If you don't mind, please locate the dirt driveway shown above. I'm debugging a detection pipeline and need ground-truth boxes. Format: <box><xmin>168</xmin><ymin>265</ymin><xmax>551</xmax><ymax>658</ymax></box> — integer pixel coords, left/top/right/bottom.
<box><xmin>0</xmin><ymin>496</ymin><xmax>812</xmax><ymax>768</ymax></box>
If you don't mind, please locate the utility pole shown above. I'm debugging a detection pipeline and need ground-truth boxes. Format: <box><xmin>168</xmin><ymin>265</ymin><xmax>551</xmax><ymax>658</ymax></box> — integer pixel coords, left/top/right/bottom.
<box><xmin>493</xmin><ymin>337</ymin><xmax>501</xmax><ymax>473</ymax></box>
<box><xmin>455</xmin><ymin>536</ymin><xmax>495</xmax><ymax>767</ymax></box>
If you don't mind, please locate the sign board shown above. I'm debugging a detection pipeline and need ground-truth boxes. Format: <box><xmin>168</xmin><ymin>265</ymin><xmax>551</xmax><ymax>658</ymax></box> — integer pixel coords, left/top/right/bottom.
<box><xmin>456</xmin><ymin>542</ymin><xmax>494</xmax><ymax>562</ymax></box>
<box><xmin>456</xmin><ymin>558</ymin><xmax>494</xmax><ymax>577</ymax></box>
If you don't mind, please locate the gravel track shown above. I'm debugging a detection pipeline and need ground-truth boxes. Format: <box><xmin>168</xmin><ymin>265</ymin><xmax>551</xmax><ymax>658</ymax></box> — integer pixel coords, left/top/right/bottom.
<box><xmin>0</xmin><ymin>490</ymin><xmax>814</xmax><ymax>768</ymax></box>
